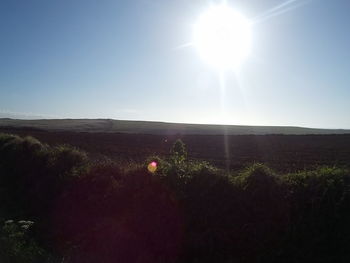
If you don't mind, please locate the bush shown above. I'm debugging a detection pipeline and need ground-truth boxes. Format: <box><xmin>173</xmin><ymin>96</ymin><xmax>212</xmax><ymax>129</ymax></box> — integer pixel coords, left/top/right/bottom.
<box><xmin>0</xmin><ymin>220</ymin><xmax>48</xmax><ymax>263</ymax></box>
<box><xmin>280</xmin><ymin>167</ymin><xmax>350</xmax><ymax>262</ymax></box>
<box><xmin>53</xmin><ymin>164</ymin><xmax>183</xmax><ymax>263</ymax></box>
<box><xmin>0</xmin><ymin>134</ymin><xmax>88</xmax><ymax>215</ymax></box>
<box><xmin>1</xmin><ymin>134</ymin><xmax>350</xmax><ymax>262</ymax></box>
<box><xmin>0</xmin><ymin>133</ymin><xmax>89</xmax><ymax>259</ymax></box>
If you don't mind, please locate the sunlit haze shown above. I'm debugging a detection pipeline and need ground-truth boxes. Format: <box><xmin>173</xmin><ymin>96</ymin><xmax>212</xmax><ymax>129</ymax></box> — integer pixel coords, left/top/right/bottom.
<box><xmin>1</xmin><ymin>0</ymin><xmax>350</xmax><ymax>128</ymax></box>
<box><xmin>193</xmin><ymin>4</ymin><xmax>251</xmax><ymax>70</ymax></box>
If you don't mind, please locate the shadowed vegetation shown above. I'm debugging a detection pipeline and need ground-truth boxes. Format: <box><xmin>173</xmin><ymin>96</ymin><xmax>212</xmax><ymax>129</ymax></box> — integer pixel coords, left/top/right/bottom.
<box><xmin>0</xmin><ymin>133</ymin><xmax>350</xmax><ymax>262</ymax></box>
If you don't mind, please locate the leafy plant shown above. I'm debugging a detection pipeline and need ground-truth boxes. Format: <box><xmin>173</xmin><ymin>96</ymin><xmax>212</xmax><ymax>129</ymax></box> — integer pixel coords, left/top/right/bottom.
<box><xmin>0</xmin><ymin>220</ymin><xmax>47</xmax><ymax>263</ymax></box>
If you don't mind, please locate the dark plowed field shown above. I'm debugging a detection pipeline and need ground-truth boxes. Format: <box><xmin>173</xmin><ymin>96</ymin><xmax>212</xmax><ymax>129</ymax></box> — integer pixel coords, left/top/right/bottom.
<box><xmin>1</xmin><ymin>127</ymin><xmax>350</xmax><ymax>172</ymax></box>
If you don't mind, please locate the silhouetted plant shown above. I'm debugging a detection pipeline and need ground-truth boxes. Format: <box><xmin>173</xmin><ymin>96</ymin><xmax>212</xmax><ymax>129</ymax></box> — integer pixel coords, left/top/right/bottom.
<box><xmin>54</xmin><ymin>164</ymin><xmax>182</xmax><ymax>263</ymax></box>
<box><xmin>1</xmin><ymin>133</ymin><xmax>350</xmax><ymax>263</ymax></box>
<box><xmin>0</xmin><ymin>220</ymin><xmax>47</xmax><ymax>263</ymax></box>
<box><xmin>170</xmin><ymin>139</ymin><xmax>187</xmax><ymax>164</ymax></box>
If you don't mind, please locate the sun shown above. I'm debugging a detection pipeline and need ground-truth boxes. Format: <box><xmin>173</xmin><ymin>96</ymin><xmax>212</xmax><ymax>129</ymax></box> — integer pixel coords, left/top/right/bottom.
<box><xmin>193</xmin><ymin>5</ymin><xmax>252</xmax><ymax>70</ymax></box>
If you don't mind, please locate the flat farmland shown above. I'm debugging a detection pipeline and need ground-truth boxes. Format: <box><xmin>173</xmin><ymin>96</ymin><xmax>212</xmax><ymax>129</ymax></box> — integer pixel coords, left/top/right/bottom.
<box><xmin>1</xmin><ymin>127</ymin><xmax>350</xmax><ymax>172</ymax></box>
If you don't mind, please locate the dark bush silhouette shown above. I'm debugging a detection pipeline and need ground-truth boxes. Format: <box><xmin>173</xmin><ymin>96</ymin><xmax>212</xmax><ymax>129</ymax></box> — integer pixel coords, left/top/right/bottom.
<box><xmin>0</xmin><ymin>133</ymin><xmax>88</xmax><ymax>261</ymax></box>
<box><xmin>0</xmin><ymin>134</ymin><xmax>87</xmax><ymax>218</ymax></box>
<box><xmin>170</xmin><ymin>139</ymin><xmax>187</xmax><ymax>164</ymax></box>
<box><xmin>53</xmin><ymin>163</ymin><xmax>183</xmax><ymax>263</ymax></box>
<box><xmin>1</xmin><ymin>133</ymin><xmax>350</xmax><ymax>263</ymax></box>
<box><xmin>279</xmin><ymin>167</ymin><xmax>350</xmax><ymax>262</ymax></box>
<box><xmin>0</xmin><ymin>220</ymin><xmax>47</xmax><ymax>263</ymax></box>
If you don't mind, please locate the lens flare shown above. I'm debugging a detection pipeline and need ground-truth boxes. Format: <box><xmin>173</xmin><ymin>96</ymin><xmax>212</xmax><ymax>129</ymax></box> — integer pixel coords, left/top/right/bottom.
<box><xmin>147</xmin><ymin>161</ymin><xmax>157</xmax><ymax>173</ymax></box>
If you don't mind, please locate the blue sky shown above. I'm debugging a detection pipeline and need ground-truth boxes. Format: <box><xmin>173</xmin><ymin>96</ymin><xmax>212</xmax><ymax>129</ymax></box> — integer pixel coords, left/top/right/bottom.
<box><xmin>1</xmin><ymin>0</ymin><xmax>349</xmax><ymax>128</ymax></box>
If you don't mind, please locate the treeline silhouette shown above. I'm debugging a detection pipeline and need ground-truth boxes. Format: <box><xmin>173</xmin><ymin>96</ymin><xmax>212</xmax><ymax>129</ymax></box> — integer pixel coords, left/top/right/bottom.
<box><xmin>0</xmin><ymin>133</ymin><xmax>350</xmax><ymax>262</ymax></box>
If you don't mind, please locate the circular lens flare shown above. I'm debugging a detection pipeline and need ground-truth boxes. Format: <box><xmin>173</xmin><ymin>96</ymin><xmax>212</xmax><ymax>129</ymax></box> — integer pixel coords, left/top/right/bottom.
<box><xmin>193</xmin><ymin>5</ymin><xmax>252</xmax><ymax>70</ymax></box>
<box><xmin>147</xmin><ymin>161</ymin><xmax>157</xmax><ymax>173</ymax></box>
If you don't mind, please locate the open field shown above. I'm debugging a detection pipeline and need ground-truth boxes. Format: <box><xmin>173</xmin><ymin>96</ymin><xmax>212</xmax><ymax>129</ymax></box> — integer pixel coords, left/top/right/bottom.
<box><xmin>1</xmin><ymin>118</ymin><xmax>350</xmax><ymax>135</ymax></box>
<box><xmin>1</xmin><ymin>126</ymin><xmax>350</xmax><ymax>172</ymax></box>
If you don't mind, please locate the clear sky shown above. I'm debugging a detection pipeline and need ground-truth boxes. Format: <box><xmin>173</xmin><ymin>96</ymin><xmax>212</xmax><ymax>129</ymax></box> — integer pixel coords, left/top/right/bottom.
<box><xmin>1</xmin><ymin>0</ymin><xmax>349</xmax><ymax>128</ymax></box>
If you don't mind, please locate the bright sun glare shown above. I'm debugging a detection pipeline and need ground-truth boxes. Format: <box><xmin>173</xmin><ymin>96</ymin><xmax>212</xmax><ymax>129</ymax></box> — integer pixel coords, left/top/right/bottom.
<box><xmin>193</xmin><ymin>5</ymin><xmax>252</xmax><ymax>70</ymax></box>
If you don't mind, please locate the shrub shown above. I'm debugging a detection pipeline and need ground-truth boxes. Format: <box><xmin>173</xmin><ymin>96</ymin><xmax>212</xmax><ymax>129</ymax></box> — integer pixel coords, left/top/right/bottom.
<box><xmin>2</xmin><ymin>134</ymin><xmax>350</xmax><ymax>262</ymax></box>
<box><xmin>52</xmin><ymin>163</ymin><xmax>183</xmax><ymax>263</ymax></box>
<box><xmin>170</xmin><ymin>139</ymin><xmax>187</xmax><ymax>164</ymax></box>
<box><xmin>0</xmin><ymin>133</ymin><xmax>89</xmax><ymax>257</ymax></box>
<box><xmin>0</xmin><ymin>220</ymin><xmax>48</xmax><ymax>263</ymax></box>
<box><xmin>50</xmin><ymin>144</ymin><xmax>88</xmax><ymax>180</ymax></box>
<box><xmin>280</xmin><ymin>166</ymin><xmax>350</xmax><ymax>262</ymax></box>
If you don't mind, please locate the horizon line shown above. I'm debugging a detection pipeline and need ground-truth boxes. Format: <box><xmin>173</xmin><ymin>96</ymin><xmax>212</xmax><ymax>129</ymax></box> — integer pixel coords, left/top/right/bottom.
<box><xmin>0</xmin><ymin>117</ymin><xmax>349</xmax><ymax>131</ymax></box>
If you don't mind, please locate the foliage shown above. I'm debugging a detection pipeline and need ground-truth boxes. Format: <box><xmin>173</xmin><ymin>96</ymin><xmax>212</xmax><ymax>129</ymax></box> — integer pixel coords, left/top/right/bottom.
<box><xmin>1</xmin><ymin>134</ymin><xmax>350</xmax><ymax>262</ymax></box>
<box><xmin>0</xmin><ymin>220</ymin><xmax>47</xmax><ymax>263</ymax></box>
<box><xmin>53</xmin><ymin>164</ymin><xmax>182</xmax><ymax>263</ymax></box>
<box><xmin>170</xmin><ymin>139</ymin><xmax>187</xmax><ymax>164</ymax></box>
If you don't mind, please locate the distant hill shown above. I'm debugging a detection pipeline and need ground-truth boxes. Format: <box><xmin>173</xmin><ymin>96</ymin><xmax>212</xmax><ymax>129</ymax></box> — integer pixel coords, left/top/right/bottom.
<box><xmin>0</xmin><ymin>118</ymin><xmax>349</xmax><ymax>135</ymax></box>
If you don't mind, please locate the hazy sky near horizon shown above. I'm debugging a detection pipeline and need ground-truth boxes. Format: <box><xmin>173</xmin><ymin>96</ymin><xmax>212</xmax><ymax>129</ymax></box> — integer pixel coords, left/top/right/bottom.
<box><xmin>1</xmin><ymin>0</ymin><xmax>350</xmax><ymax>128</ymax></box>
